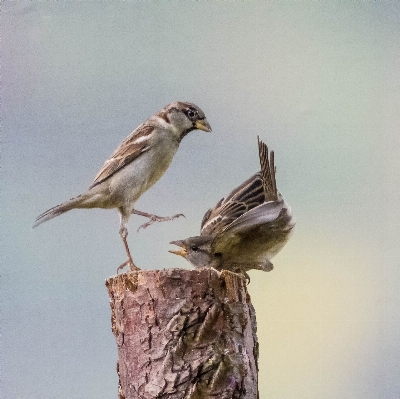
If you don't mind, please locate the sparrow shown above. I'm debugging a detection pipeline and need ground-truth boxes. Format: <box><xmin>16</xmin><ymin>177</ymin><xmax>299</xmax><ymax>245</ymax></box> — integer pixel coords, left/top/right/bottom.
<box><xmin>33</xmin><ymin>101</ymin><xmax>212</xmax><ymax>271</ymax></box>
<box><xmin>169</xmin><ymin>137</ymin><xmax>294</xmax><ymax>282</ymax></box>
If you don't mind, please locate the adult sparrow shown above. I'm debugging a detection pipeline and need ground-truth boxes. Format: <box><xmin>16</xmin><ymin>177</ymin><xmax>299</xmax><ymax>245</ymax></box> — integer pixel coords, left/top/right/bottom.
<box><xmin>33</xmin><ymin>101</ymin><xmax>212</xmax><ymax>271</ymax></box>
<box><xmin>169</xmin><ymin>137</ymin><xmax>294</xmax><ymax>281</ymax></box>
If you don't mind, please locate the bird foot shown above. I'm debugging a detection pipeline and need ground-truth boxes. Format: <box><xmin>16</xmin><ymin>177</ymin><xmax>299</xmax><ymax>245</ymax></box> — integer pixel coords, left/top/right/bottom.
<box><xmin>242</xmin><ymin>271</ymin><xmax>251</xmax><ymax>285</ymax></box>
<box><xmin>137</xmin><ymin>213</ymin><xmax>185</xmax><ymax>232</ymax></box>
<box><xmin>231</xmin><ymin>268</ymin><xmax>251</xmax><ymax>284</ymax></box>
<box><xmin>116</xmin><ymin>260</ymin><xmax>140</xmax><ymax>274</ymax></box>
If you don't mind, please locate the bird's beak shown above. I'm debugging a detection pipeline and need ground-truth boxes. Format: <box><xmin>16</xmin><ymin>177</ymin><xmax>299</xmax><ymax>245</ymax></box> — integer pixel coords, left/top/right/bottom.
<box><xmin>195</xmin><ymin>119</ymin><xmax>212</xmax><ymax>132</ymax></box>
<box><xmin>169</xmin><ymin>240</ymin><xmax>188</xmax><ymax>257</ymax></box>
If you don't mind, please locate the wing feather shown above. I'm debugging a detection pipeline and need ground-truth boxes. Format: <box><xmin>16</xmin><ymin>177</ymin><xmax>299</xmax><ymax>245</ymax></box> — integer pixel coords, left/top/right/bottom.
<box><xmin>258</xmin><ymin>136</ymin><xmax>278</xmax><ymax>202</ymax></box>
<box><xmin>90</xmin><ymin>124</ymin><xmax>154</xmax><ymax>188</ymax></box>
<box><xmin>213</xmin><ymin>200</ymin><xmax>294</xmax><ymax>251</ymax></box>
<box><xmin>200</xmin><ymin>138</ymin><xmax>280</xmax><ymax>237</ymax></box>
<box><xmin>200</xmin><ymin>172</ymin><xmax>265</xmax><ymax>236</ymax></box>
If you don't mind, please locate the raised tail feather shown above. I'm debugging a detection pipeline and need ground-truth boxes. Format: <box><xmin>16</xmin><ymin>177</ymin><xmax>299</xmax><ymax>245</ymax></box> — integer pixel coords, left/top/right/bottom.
<box><xmin>257</xmin><ymin>136</ymin><xmax>278</xmax><ymax>202</ymax></box>
<box><xmin>33</xmin><ymin>195</ymin><xmax>86</xmax><ymax>228</ymax></box>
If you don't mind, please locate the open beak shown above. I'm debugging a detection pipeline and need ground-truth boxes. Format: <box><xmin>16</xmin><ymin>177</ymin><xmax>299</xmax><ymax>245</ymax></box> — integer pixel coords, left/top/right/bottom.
<box><xmin>195</xmin><ymin>119</ymin><xmax>212</xmax><ymax>132</ymax></box>
<box><xmin>169</xmin><ymin>240</ymin><xmax>188</xmax><ymax>257</ymax></box>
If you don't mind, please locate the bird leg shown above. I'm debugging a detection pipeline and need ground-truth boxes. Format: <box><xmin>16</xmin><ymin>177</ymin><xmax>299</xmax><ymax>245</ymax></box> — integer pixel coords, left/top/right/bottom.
<box><xmin>230</xmin><ymin>264</ymin><xmax>258</xmax><ymax>284</ymax></box>
<box><xmin>117</xmin><ymin>233</ymin><xmax>140</xmax><ymax>273</ymax></box>
<box><xmin>117</xmin><ymin>212</ymin><xmax>140</xmax><ymax>273</ymax></box>
<box><xmin>133</xmin><ymin>209</ymin><xmax>185</xmax><ymax>232</ymax></box>
<box><xmin>229</xmin><ymin>260</ymin><xmax>274</xmax><ymax>284</ymax></box>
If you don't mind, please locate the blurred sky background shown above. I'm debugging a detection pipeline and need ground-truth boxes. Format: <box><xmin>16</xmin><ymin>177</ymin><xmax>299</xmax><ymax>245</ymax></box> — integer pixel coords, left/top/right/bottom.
<box><xmin>2</xmin><ymin>2</ymin><xmax>400</xmax><ymax>398</ymax></box>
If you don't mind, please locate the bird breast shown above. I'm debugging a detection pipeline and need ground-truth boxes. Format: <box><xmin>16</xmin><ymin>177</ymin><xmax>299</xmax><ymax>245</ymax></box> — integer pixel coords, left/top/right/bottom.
<box><xmin>108</xmin><ymin>136</ymin><xmax>180</xmax><ymax>206</ymax></box>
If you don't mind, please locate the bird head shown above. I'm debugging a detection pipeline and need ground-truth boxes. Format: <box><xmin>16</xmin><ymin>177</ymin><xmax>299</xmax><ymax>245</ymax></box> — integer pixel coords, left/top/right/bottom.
<box><xmin>157</xmin><ymin>102</ymin><xmax>212</xmax><ymax>140</ymax></box>
<box><xmin>169</xmin><ymin>236</ymin><xmax>220</xmax><ymax>269</ymax></box>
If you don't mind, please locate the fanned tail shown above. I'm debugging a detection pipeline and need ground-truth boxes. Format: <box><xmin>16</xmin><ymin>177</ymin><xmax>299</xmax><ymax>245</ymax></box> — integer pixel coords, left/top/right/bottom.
<box><xmin>257</xmin><ymin>136</ymin><xmax>278</xmax><ymax>202</ymax></box>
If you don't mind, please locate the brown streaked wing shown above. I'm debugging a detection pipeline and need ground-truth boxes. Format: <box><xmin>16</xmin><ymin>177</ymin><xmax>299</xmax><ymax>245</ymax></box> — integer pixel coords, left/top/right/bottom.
<box><xmin>89</xmin><ymin>124</ymin><xmax>154</xmax><ymax>188</ymax></box>
<box><xmin>200</xmin><ymin>172</ymin><xmax>265</xmax><ymax>236</ymax></box>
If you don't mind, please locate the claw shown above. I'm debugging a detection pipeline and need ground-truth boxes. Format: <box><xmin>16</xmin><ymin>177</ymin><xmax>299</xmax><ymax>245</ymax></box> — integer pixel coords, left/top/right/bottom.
<box><xmin>137</xmin><ymin>213</ymin><xmax>185</xmax><ymax>232</ymax></box>
<box><xmin>129</xmin><ymin>262</ymin><xmax>140</xmax><ymax>271</ymax></box>
<box><xmin>232</xmin><ymin>268</ymin><xmax>251</xmax><ymax>284</ymax></box>
<box><xmin>116</xmin><ymin>260</ymin><xmax>129</xmax><ymax>274</ymax></box>
<box><xmin>116</xmin><ymin>260</ymin><xmax>140</xmax><ymax>274</ymax></box>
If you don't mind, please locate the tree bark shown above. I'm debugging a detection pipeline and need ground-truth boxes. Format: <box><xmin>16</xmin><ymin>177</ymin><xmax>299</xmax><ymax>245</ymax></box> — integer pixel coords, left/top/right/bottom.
<box><xmin>106</xmin><ymin>268</ymin><xmax>259</xmax><ymax>399</ymax></box>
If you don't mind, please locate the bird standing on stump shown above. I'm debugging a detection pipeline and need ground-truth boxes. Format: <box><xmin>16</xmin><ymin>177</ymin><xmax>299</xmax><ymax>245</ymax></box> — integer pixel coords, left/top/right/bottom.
<box><xmin>33</xmin><ymin>101</ymin><xmax>212</xmax><ymax>271</ymax></box>
<box><xmin>169</xmin><ymin>136</ymin><xmax>294</xmax><ymax>282</ymax></box>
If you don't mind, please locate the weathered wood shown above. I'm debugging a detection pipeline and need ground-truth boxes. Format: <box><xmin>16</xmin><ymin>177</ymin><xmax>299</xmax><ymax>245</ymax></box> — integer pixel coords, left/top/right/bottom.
<box><xmin>106</xmin><ymin>268</ymin><xmax>259</xmax><ymax>399</ymax></box>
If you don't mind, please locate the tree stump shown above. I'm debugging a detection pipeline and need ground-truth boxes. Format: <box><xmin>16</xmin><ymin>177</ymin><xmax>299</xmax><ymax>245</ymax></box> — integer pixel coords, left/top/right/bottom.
<box><xmin>106</xmin><ymin>268</ymin><xmax>259</xmax><ymax>399</ymax></box>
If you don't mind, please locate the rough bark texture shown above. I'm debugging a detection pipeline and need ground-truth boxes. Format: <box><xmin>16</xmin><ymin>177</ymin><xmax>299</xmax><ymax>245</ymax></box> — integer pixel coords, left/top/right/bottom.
<box><xmin>106</xmin><ymin>268</ymin><xmax>259</xmax><ymax>399</ymax></box>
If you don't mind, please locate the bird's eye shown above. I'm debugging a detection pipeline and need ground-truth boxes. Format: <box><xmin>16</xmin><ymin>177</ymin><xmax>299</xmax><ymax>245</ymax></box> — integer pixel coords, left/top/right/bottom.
<box><xmin>191</xmin><ymin>246</ymin><xmax>199</xmax><ymax>251</ymax></box>
<box><xmin>186</xmin><ymin>109</ymin><xmax>196</xmax><ymax>118</ymax></box>
<box><xmin>214</xmin><ymin>252</ymin><xmax>222</xmax><ymax>258</ymax></box>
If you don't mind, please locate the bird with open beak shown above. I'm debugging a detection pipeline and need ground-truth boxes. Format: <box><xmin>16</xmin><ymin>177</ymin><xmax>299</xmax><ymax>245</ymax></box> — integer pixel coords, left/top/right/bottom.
<box><xmin>169</xmin><ymin>137</ymin><xmax>295</xmax><ymax>282</ymax></box>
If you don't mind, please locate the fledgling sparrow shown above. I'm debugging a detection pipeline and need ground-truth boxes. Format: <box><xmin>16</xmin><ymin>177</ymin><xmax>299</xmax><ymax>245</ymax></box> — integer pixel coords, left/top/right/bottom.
<box><xmin>33</xmin><ymin>102</ymin><xmax>212</xmax><ymax>271</ymax></box>
<box><xmin>169</xmin><ymin>137</ymin><xmax>294</xmax><ymax>282</ymax></box>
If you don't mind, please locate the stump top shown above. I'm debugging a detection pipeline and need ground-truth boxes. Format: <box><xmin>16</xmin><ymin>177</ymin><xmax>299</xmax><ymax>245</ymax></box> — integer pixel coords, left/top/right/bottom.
<box><xmin>106</xmin><ymin>268</ymin><xmax>248</xmax><ymax>303</ymax></box>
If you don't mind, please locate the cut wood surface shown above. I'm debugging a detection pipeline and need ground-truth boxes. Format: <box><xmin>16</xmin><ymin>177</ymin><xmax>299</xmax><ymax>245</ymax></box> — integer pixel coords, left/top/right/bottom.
<box><xmin>106</xmin><ymin>268</ymin><xmax>259</xmax><ymax>399</ymax></box>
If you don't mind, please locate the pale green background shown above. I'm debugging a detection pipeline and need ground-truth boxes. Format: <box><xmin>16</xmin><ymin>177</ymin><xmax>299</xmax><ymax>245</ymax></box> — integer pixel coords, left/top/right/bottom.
<box><xmin>2</xmin><ymin>2</ymin><xmax>400</xmax><ymax>398</ymax></box>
